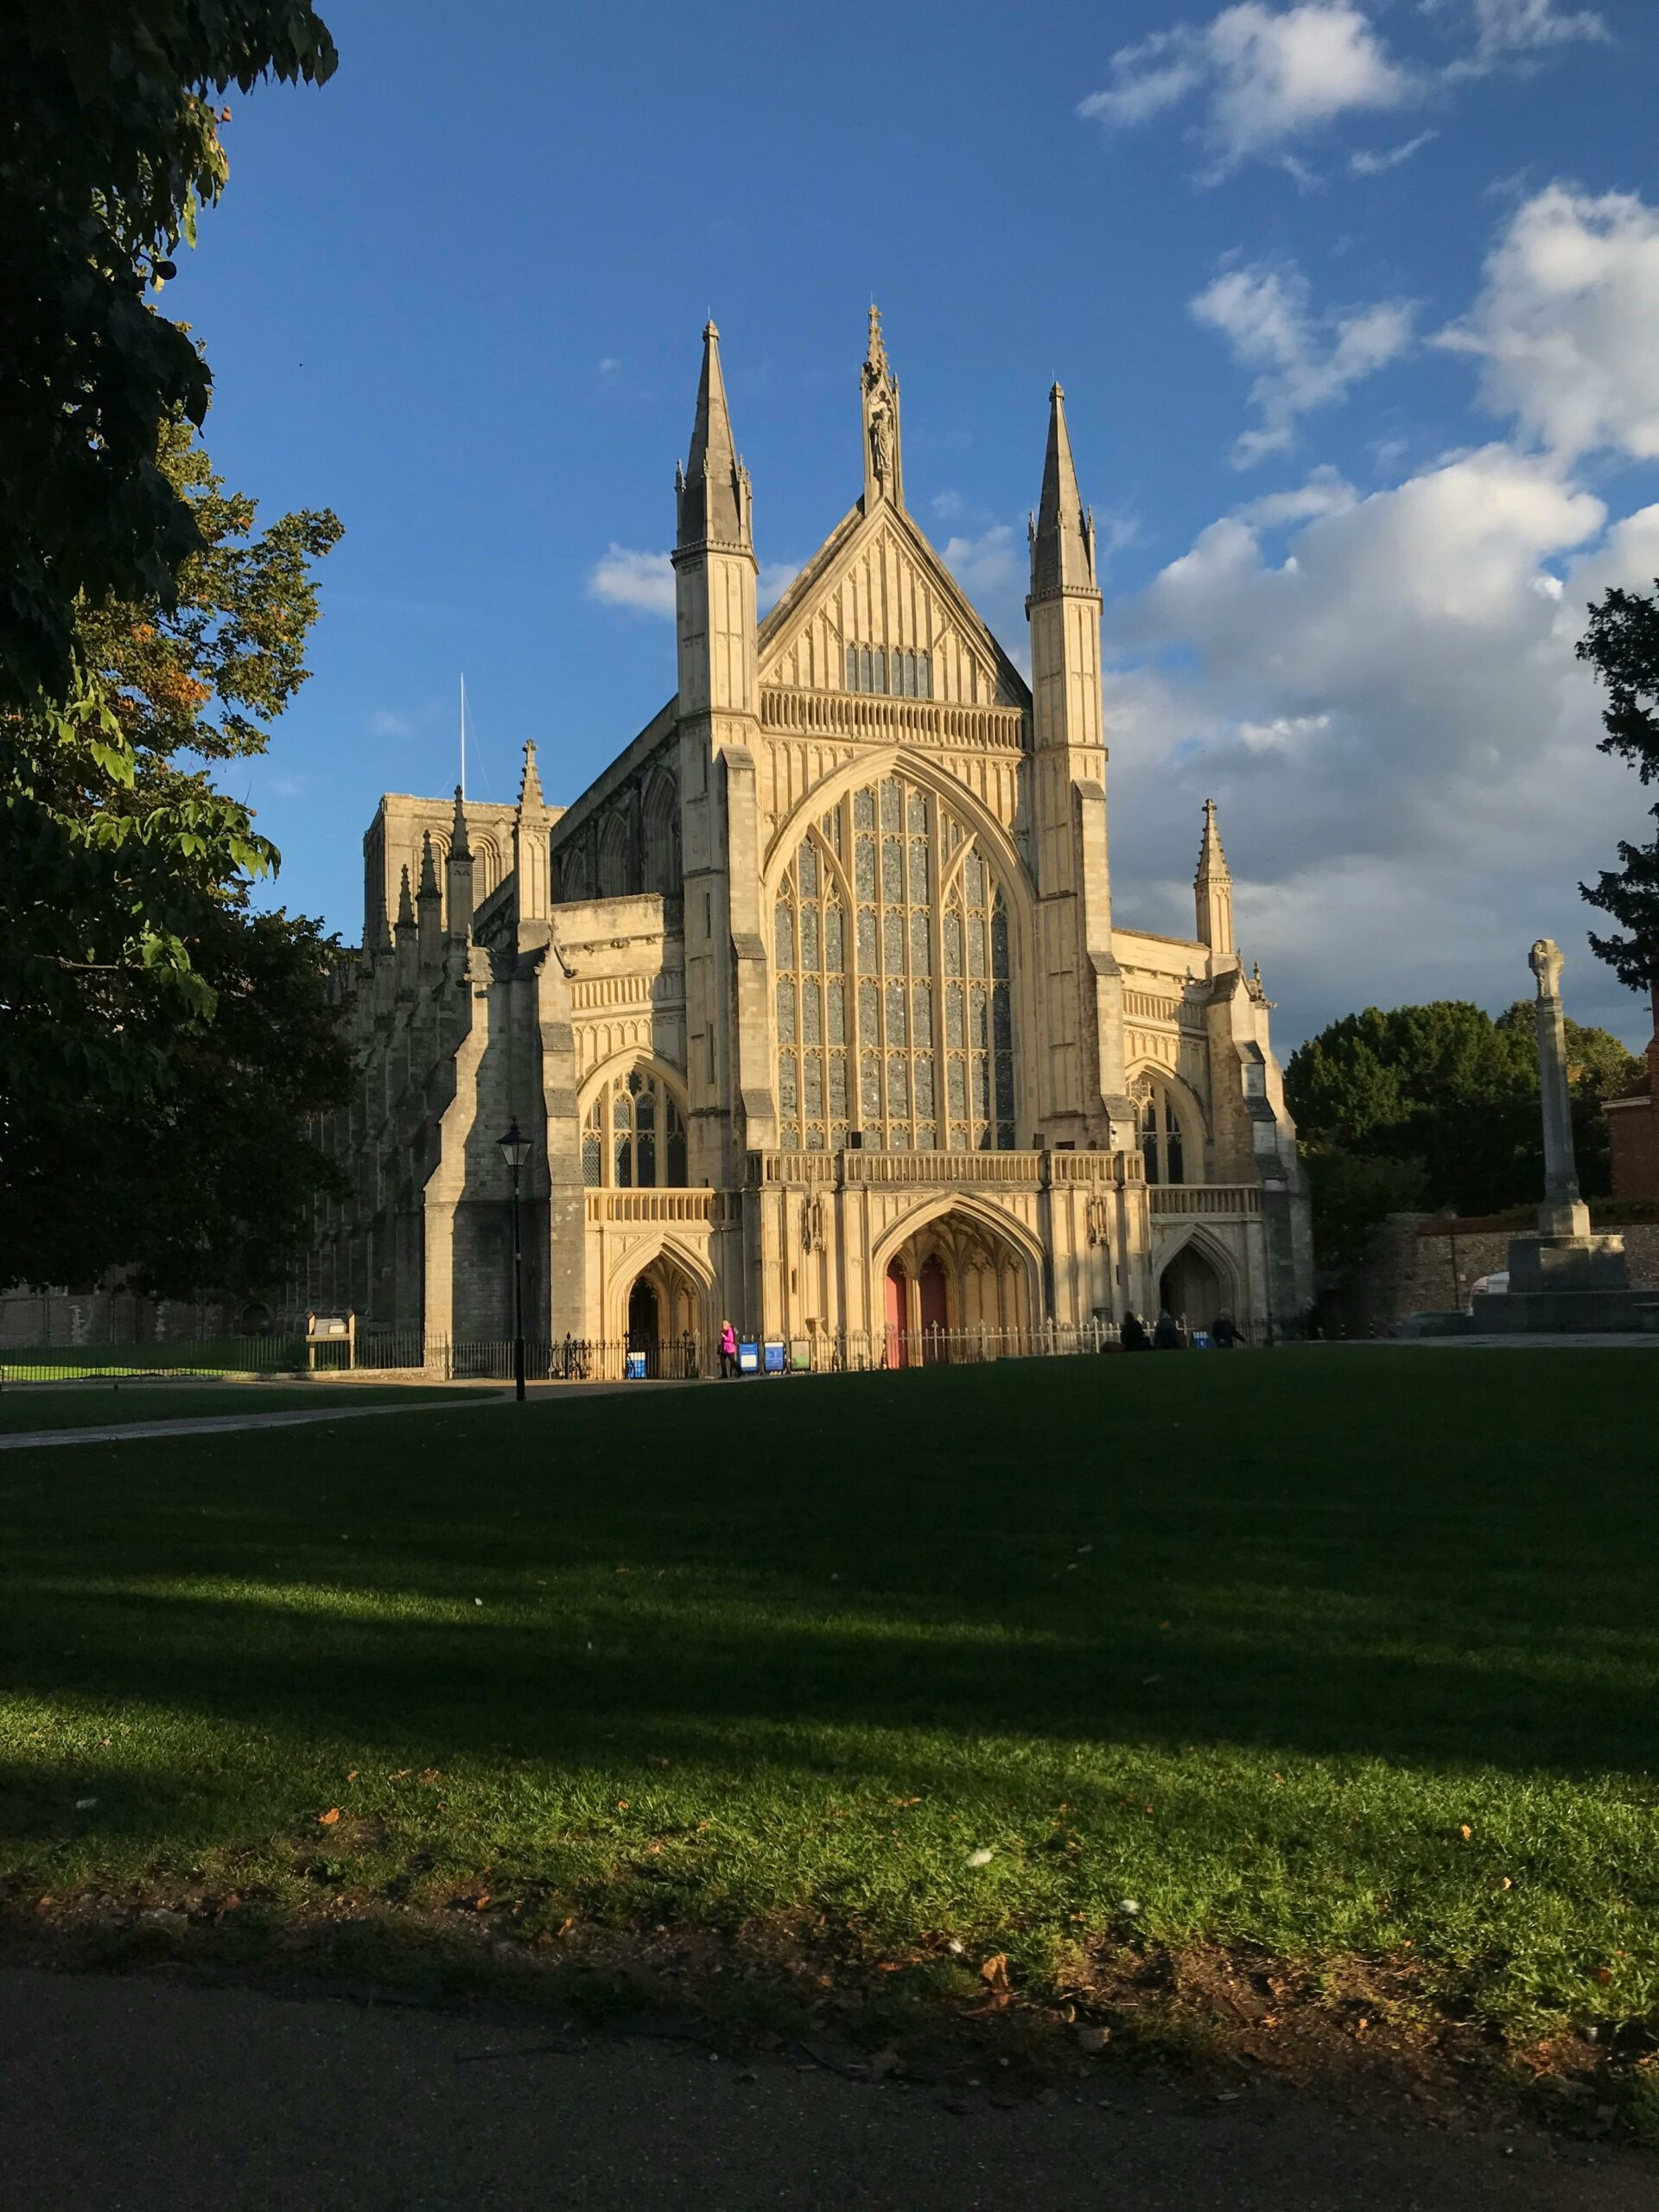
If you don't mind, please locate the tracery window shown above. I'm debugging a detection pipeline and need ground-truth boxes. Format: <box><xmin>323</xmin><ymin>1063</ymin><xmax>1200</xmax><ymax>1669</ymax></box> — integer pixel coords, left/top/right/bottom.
<box><xmin>844</xmin><ymin>645</ymin><xmax>932</xmax><ymax>699</ymax></box>
<box><xmin>773</xmin><ymin>773</ymin><xmax>1016</xmax><ymax>1154</ymax></box>
<box><xmin>582</xmin><ymin>1068</ymin><xmax>689</xmax><ymax>1188</ymax></box>
<box><xmin>1132</xmin><ymin>1074</ymin><xmax>1186</xmax><ymax>1186</ymax></box>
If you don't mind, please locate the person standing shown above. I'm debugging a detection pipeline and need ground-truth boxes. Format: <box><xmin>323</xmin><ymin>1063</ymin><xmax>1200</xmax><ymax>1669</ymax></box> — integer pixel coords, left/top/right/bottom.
<box><xmin>1120</xmin><ymin>1309</ymin><xmax>1150</xmax><ymax>1352</ymax></box>
<box><xmin>719</xmin><ymin>1318</ymin><xmax>739</xmax><ymax>1378</ymax></box>
<box><xmin>1153</xmin><ymin>1309</ymin><xmax>1184</xmax><ymax>1351</ymax></box>
<box><xmin>1212</xmin><ymin>1310</ymin><xmax>1238</xmax><ymax>1350</ymax></box>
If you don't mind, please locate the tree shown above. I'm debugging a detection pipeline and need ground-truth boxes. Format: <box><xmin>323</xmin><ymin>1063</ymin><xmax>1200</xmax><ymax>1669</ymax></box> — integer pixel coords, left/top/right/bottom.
<box><xmin>1287</xmin><ymin>1000</ymin><xmax>1644</xmax><ymax>1270</ymax></box>
<box><xmin>1578</xmin><ymin>582</ymin><xmax>1659</xmax><ymax>995</ymax></box>
<box><xmin>0</xmin><ymin>422</ymin><xmax>351</xmax><ymax>1294</ymax></box>
<box><xmin>2</xmin><ymin>4</ymin><xmax>337</xmax><ymax>1121</ymax></box>
<box><xmin>1</xmin><ymin>3</ymin><xmax>336</xmax><ymax>709</ymax></box>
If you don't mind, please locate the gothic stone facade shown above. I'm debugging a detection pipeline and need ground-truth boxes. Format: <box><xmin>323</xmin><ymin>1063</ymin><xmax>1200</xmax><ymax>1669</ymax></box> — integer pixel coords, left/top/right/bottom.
<box><xmin>306</xmin><ymin>315</ymin><xmax>1313</xmax><ymax>1353</ymax></box>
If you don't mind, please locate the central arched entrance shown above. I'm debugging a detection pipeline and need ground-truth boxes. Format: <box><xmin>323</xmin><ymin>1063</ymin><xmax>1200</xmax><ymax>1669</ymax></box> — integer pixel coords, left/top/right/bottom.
<box><xmin>881</xmin><ymin>1206</ymin><xmax>1036</xmax><ymax>1365</ymax></box>
<box><xmin>1157</xmin><ymin>1238</ymin><xmax>1227</xmax><ymax>1333</ymax></box>
<box><xmin>619</xmin><ymin>1246</ymin><xmax>706</xmax><ymax>1376</ymax></box>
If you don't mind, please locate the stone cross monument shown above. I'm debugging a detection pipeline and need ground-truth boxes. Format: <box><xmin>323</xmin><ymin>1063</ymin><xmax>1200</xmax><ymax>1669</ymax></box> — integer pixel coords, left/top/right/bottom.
<box><xmin>1528</xmin><ymin>938</ymin><xmax>1591</xmax><ymax>1239</ymax></box>
<box><xmin>1498</xmin><ymin>937</ymin><xmax>1630</xmax><ymax>1303</ymax></box>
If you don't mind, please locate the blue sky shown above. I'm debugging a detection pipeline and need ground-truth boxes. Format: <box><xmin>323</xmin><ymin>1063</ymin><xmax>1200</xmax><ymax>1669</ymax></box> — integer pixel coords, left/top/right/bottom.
<box><xmin>168</xmin><ymin>0</ymin><xmax>1659</xmax><ymax>1046</ymax></box>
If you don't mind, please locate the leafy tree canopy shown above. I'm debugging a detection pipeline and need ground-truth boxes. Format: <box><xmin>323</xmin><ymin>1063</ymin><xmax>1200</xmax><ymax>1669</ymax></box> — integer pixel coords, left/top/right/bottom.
<box><xmin>1287</xmin><ymin>1000</ymin><xmax>1644</xmax><ymax>1266</ymax></box>
<box><xmin>1</xmin><ymin>2</ymin><xmax>336</xmax><ymax>709</ymax></box>
<box><xmin>1578</xmin><ymin>582</ymin><xmax>1659</xmax><ymax>995</ymax></box>
<box><xmin>0</xmin><ymin>422</ymin><xmax>350</xmax><ymax>1296</ymax></box>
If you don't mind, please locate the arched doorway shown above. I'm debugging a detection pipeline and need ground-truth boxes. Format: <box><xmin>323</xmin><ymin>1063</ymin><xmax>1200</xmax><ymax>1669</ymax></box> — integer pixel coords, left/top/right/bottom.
<box><xmin>627</xmin><ymin>1278</ymin><xmax>659</xmax><ymax>1366</ymax></box>
<box><xmin>619</xmin><ymin>1246</ymin><xmax>706</xmax><ymax>1376</ymax></box>
<box><xmin>1158</xmin><ymin>1241</ymin><xmax>1224</xmax><ymax>1333</ymax></box>
<box><xmin>880</xmin><ymin>1208</ymin><xmax>1036</xmax><ymax>1363</ymax></box>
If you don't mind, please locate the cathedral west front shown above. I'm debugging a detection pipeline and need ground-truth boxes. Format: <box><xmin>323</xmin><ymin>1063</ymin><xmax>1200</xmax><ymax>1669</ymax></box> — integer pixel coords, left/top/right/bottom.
<box><xmin>305</xmin><ymin>313</ymin><xmax>1313</xmax><ymax>1359</ymax></box>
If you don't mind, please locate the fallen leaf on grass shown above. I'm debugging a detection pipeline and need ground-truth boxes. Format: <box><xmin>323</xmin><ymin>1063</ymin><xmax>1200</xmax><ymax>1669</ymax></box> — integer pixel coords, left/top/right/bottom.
<box><xmin>420</xmin><ymin>1770</ymin><xmax>441</xmax><ymax>1785</ymax></box>
<box><xmin>317</xmin><ymin>1808</ymin><xmax>341</xmax><ymax>1826</ymax></box>
<box><xmin>346</xmin><ymin>1770</ymin><xmax>358</xmax><ymax>1781</ymax></box>
<box><xmin>966</xmin><ymin>1847</ymin><xmax>995</xmax><ymax>1866</ymax></box>
<box><xmin>979</xmin><ymin>1954</ymin><xmax>1009</xmax><ymax>1991</ymax></box>
<box><xmin>1459</xmin><ymin>1824</ymin><xmax>1473</xmax><ymax>1840</ymax></box>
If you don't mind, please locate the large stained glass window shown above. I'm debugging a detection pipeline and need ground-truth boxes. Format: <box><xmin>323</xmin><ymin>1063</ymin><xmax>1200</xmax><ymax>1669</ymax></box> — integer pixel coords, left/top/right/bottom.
<box><xmin>773</xmin><ymin>773</ymin><xmax>1016</xmax><ymax>1153</ymax></box>
<box><xmin>1131</xmin><ymin>1072</ymin><xmax>1186</xmax><ymax>1186</ymax></box>
<box><xmin>582</xmin><ymin>1067</ymin><xmax>689</xmax><ymax>1188</ymax></box>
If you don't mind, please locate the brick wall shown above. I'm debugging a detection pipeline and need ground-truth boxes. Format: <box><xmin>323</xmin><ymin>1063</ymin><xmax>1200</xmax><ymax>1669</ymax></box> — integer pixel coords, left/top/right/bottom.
<box><xmin>1334</xmin><ymin>1213</ymin><xmax>1659</xmax><ymax>1335</ymax></box>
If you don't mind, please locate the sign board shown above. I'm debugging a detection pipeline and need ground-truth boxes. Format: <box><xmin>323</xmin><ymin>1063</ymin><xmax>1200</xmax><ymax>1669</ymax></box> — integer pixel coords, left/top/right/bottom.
<box><xmin>737</xmin><ymin>1338</ymin><xmax>760</xmax><ymax>1374</ymax></box>
<box><xmin>625</xmin><ymin>1351</ymin><xmax>647</xmax><ymax>1381</ymax></box>
<box><xmin>763</xmin><ymin>1340</ymin><xmax>785</xmax><ymax>1375</ymax></box>
<box><xmin>308</xmin><ymin>1316</ymin><xmax>350</xmax><ymax>1339</ymax></box>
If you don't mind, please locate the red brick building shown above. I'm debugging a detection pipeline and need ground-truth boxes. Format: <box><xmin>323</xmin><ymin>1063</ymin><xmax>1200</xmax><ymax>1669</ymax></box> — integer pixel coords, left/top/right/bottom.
<box><xmin>1606</xmin><ymin>986</ymin><xmax>1659</xmax><ymax>1199</ymax></box>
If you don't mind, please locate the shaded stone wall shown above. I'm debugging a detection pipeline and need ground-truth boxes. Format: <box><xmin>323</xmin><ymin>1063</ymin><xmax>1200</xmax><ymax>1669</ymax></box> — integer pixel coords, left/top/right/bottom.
<box><xmin>1336</xmin><ymin>1212</ymin><xmax>1659</xmax><ymax>1335</ymax></box>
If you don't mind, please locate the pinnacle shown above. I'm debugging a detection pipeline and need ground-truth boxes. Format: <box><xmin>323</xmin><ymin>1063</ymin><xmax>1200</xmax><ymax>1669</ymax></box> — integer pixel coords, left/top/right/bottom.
<box><xmin>518</xmin><ymin>738</ymin><xmax>545</xmax><ymax>810</ymax></box>
<box><xmin>1030</xmin><ymin>380</ymin><xmax>1093</xmax><ymax>599</ymax></box>
<box><xmin>677</xmin><ymin>318</ymin><xmax>747</xmax><ymax>547</ymax></box>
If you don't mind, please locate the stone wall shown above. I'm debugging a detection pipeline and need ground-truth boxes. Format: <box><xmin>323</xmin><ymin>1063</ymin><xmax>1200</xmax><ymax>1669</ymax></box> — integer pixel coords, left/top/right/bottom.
<box><xmin>0</xmin><ymin>1280</ymin><xmax>257</xmax><ymax>1347</ymax></box>
<box><xmin>1335</xmin><ymin>1212</ymin><xmax>1659</xmax><ymax>1335</ymax></box>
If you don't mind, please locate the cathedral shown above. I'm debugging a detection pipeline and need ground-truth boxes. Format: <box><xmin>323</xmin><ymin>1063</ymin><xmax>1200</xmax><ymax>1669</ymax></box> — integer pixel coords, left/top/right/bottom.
<box><xmin>305</xmin><ymin>314</ymin><xmax>1313</xmax><ymax>1359</ymax></box>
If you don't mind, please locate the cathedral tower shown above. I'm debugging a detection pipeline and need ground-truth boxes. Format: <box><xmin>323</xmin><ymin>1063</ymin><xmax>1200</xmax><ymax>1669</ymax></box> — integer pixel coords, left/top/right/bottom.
<box><xmin>673</xmin><ymin>322</ymin><xmax>765</xmax><ymax>1189</ymax></box>
<box><xmin>1026</xmin><ymin>384</ymin><xmax>1128</xmax><ymax>1143</ymax></box>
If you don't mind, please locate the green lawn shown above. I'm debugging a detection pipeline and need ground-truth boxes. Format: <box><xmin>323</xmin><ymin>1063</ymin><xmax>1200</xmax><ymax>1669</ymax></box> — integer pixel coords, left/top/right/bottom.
<box><xmin>0</xmin><ymin>1383</ymin><xmax>480</xmax><ymax>1435</ymax></box>
<box><xmin>3</xmin><ymin>1348</ymin><xmax>1656</xmax><ymax>2070</ymax></box>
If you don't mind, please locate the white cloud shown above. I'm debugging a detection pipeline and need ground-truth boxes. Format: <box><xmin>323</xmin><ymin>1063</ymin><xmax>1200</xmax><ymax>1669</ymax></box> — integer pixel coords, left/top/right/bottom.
<box><xmin>1348</xmin><ymin>129</ymin><xmax>1436</xmax><ymax>175</ymax></box>
<box><xmin>588</xmin><ymin>548</ymin><xmax>800</xmax><ymax>620</ymax></box>
<box><xmin>758</xmin><ymin>562</ymin><xmax>801</xmax><ymax>614</ymax></box>
<box><xmin>367</xmin><ymin>709</ymin><xmax>412</xmax><ymax>738</ymax></box>
<box><xmin>1079</xmin><ymin>3</ymin><xmax>1416</xmax><ymax>172</ymax></box>
<box><xmin>1439</xmin><ymin>184</ymin><xmax>1659</xmax><ymax>462</ymax></box>
<box><xmin>1192</xmin><ymin>257</ymin><xmax>1414</xmax><ymax>462</ymax></box>
<box><xmin>1079</xmin><ymin>2</ymin><xmax>1605</xmax><ymax>176</ymax></box>
<box><xmin>588</xmin><ymin>544</ymin><xmax>675</xmax><ymax>616</ymax></box>
<box><xmin>1101</xmin><ymin>448</ymin><xmax>1659</xmax><ymax>1044</ymax></box>
<box><xmin>1459</xmin><ymin>0</ymin><xmax>1607</xmax><ymax>64</ymax></box>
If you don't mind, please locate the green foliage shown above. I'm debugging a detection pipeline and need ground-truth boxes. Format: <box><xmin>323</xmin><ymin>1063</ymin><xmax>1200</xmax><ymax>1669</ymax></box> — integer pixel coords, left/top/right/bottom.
<box><xmin>0</xmin><ymin>2</ymin><xmax>336</xmax><ymax>708</ymax></box>
<box><xmin>1577</xmin><ymin>582</ymin><xmax>1659</xmax><ymax>994</ymax></box>
<box><xmin>0</xmin><ymin>423</ymin><xmax>350</xmax><ymax>1295</ymax></box>
<box><xmin>1287</xmin><ymin>1000</ymin><xmax>1644</xmax><ymax>1266</ymax></box>
<box><xmin>1299</xmin><ymin>1146</ymin><xmax>1429</xmax><ymax>1273</ymax></box>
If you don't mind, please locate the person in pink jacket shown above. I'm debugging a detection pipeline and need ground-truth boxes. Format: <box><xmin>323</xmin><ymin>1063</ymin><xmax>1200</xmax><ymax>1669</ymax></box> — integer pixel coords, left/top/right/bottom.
<box><xmin>719</xmin><ymin>1319</ymin><xmax>738</xmax><ymax>1379</ymax></box>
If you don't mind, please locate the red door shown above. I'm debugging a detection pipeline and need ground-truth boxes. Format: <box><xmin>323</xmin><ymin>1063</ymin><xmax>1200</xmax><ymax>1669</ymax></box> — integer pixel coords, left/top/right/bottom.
<box><xmin>885</xmin><ymin>1262</ymin><xmax>908</xmax><ymax>1368</ymax></box>
<box><xmin>918</xmin><ymin>1259</ymin><xmax>948</xmax><ymax>1363</ymax></box>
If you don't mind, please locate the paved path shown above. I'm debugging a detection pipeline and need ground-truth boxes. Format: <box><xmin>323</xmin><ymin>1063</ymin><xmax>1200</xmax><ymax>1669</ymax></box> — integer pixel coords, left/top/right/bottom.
<box><xmin>0</xmin><ymin>1967</ymin><xmax>1648</xmax><ymax>2211</ymax></box>
<box><xmin>0</xmin><ymin>1379</ymin><xmax>686</xmax><ymax>1452</ymax></box>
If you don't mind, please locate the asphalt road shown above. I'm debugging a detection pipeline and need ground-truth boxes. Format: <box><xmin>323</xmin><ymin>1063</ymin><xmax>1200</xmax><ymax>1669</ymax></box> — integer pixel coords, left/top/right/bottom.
<box><xmin>3</xmin><ymin>1967</ymin><xmax>1653</xmax><ymax>2210</ymax></box>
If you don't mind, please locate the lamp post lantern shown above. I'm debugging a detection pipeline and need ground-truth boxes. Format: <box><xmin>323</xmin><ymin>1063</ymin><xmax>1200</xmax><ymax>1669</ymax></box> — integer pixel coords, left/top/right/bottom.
<box><xmin>497</xmin><ymin>1120</ymin><xmax>532</xmax><ymax>1401</ymax></box>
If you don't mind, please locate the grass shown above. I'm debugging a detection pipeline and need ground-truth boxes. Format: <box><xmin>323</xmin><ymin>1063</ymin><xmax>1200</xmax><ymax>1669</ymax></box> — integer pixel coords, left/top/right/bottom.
<box><xmin>2</xmin><ymin>1347</ymin><xmax>1656</xmax><ymax>2087</ymax></box>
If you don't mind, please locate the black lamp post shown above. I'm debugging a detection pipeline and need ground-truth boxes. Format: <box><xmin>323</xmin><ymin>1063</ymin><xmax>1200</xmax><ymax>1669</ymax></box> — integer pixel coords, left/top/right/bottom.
<box><xmin>497</xmin><ymin>1120</ymin><xmax>532</xmax><ymax>1401</ymax></box>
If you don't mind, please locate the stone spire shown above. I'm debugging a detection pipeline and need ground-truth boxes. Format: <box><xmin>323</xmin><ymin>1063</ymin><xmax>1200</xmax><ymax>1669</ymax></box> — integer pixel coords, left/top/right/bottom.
<box><xmin>416</xmin><ymin>830</ymin><xmax>442</xmax><ymax>967</ymax></box>
<box><xmin>676</xmin><ymin>321</ymin><xmax>752</xmax><ymax>550</ymax></box>
<box><xmin>444</xmin><ymin>785</ymin><xmax>474</xmax><ymax>942</ymax></box>
<box><xmin>861</xmin><ymin>304</ymin><xmax>903</xmax><ymax>511</ymax></box>
<box><xmin>394</xmin><ymin>861</ymin><xmax>417</xmax><ymax>995</ymax></box>
<box><xmin>514</xmin><ymin>739</ymin><xmax>551</xmax><ymax>925</ymax></box>
<box><xmin>1028</xmin><ymin>384</ymin><xmax>1096</xmax><ymax>601</ymax></box>
<box><xmin>1195</xmin><ymin>797</ymin><xmax>1235</xmax><ymax>960</ymax></box>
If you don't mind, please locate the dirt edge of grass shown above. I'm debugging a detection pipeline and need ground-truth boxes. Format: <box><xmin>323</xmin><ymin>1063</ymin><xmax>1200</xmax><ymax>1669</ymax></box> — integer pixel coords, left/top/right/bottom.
<box><xmin>5</xmin><ymin>1884</ymin><xmax>1654</xmax><ymax>2150</ymax></box>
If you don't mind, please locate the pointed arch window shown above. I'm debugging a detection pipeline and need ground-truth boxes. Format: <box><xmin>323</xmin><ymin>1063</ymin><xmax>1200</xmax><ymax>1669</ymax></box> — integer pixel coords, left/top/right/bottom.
<box><xmin>1132</xmin><ymin>1073</ymin><xmax>1186</xmax><ymax>1186</ymax></box>
<box><xmin>774</xmin><ymin>773</ymin><xmax>1016</xmax><ymax>1154</ymax></box>
<box><xmin>582</xmin><ymin>1068</ymin><xmax>689</xmax><ymax>1188</ymax></box>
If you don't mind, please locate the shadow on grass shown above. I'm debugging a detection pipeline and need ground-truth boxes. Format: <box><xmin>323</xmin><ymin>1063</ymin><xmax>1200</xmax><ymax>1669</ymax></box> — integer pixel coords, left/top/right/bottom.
<box><xmin>3</xmin><ymin>1350</ymin><xmax>1656</xmax><ymax>1802</ymax></box>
